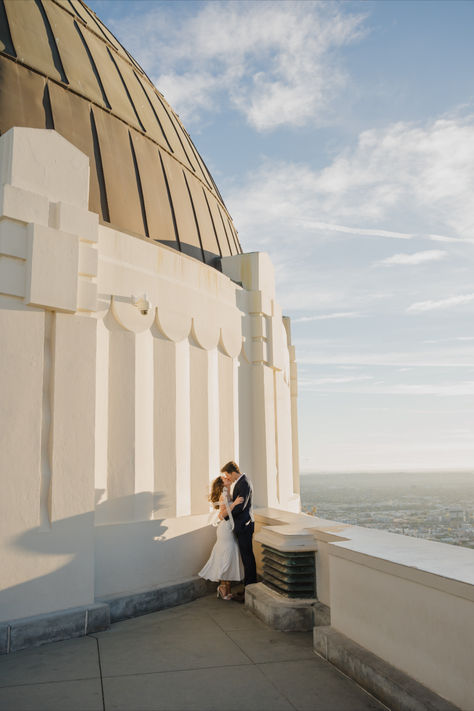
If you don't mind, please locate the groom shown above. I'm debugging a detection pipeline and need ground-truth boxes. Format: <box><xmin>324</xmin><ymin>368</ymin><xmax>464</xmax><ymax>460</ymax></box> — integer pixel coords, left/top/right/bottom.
<box><xmin>221</xmin><ymin>461</ymin><xmax>257</xmax><ymax>594</ymax></box>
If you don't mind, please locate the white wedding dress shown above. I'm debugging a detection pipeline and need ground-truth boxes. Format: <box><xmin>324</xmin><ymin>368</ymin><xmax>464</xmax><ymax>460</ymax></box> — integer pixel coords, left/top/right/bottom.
<box><xmin>198</xmin><ymin>496</ymin><xmax>243</xmax><ymax>582</ymax></box>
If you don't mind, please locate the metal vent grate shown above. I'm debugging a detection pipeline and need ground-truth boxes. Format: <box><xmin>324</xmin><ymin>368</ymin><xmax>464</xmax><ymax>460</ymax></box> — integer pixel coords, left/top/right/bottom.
<box><xmin>261</xmin><ymin>544</ymin><xmax>316</xmax><ymax>599</ymax></box>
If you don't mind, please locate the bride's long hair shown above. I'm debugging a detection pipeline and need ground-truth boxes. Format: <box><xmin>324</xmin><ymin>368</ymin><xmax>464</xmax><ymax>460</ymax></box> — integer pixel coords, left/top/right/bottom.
<box><xmin>209</xmin><ymin>476</ymin><xmax>224</xmax><ymax>508</ymax></box>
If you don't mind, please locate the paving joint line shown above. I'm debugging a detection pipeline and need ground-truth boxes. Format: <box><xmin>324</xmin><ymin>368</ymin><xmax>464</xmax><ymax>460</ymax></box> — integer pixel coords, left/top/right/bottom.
<box><xmin>203</xmin><ymin>609</ymin><xmax>256</xmax><ymax>665</ymax></box>
<box><xmin>254</xmin><ymin>654</ymin><xmax>321</xmax><ymax>665</ymax></box>
<box><xmin>88</xmin><ymin>634</ymin><xmax>106</xmax><ymax>711</ymax></box>
<box><xmin>203</xmin><ymin>607</ymin><xmax>301</xmax><ymax>711</ymax></box>
<box><xmin>204</xmin><ymin>605</ymin><xmax>315</xmax><ymax>665</ymax></box>
<box><xmin>101</xmin><ymin>660</ymin><xmax>254</xmax><ymax>680</ymax></box>
<box><xmin>253</xmin><ymin>663</ymin><xmax>298</xmax><ymax>711</ymax></box>
<box><xmin>0</xmin><ymin>675</ymin><xmax>100</xmax><ymax>690</ymax></box>
<box><xmin>312</xmin><ymin>649</ymin><xmax>390</xmax><ymax>710</ymax></box>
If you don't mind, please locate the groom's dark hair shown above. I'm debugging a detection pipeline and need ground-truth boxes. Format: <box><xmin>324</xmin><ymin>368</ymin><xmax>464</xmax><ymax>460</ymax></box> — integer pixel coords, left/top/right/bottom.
<box><xmin>221</xmin><ymin>460</ymin><xmax>241</xmax><ymax>476</ymax></box>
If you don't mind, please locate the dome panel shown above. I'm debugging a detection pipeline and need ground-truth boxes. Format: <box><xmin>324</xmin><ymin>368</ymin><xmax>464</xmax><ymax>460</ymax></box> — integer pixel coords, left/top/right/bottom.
<box><xmin>227</xmin><ymin>216</ymin><xmax>240</xmax><ymax>253</ymax></box>
<box><xmin>5</xmin><ymin>0</ymin><xmax>65</xmax><ymax>82</ymax></box>
<box><xmin>186</xmin><ymin>176</ymin><xmax>221</xmax><ymax>259</ymax></box>
<box><xmin>0</xmin><ymin>1</ymin><xmax>14</xmax><ymax>57</ymax></box>
<box><xmin>112</xmin><ymin>54</ymin><xmax>162</xmax><ymax>138</ymax></box>
<box><xmin>42</xmin><ymin>1</ymin><xmax>109</xmax><ymax>108</ymax></box>
<box><xmin>82</xmin><ymin>27</ymin><xmax>141</xmax><ymax>129</ymax></box>
<box><xmin>217</xmin><ymin>204</ymin><xmax>235</xmax><ymax>256</ymax></box>
<box><xmin>72</xmin><ymin>0</ymin><xmax>123</xmax><ymax>55</ymax></box>
<box><xmin>206</xmin><ymin>192</ymin><xmax>232</xmax><ymax>257</ymax></box>
<box><xmin>66</xmin><ymin>0</ymin><xmax>95</xmax><ymax>26</ymax></box>
<box><xmin>0</xmin><ymin>59</ymin><xmax>47</xmax><ymax>135</ymax></box>
<box><xmin>130</xmin><ymin>133</ymin><xmax>178</xmax><ymax>246</ymax></box>
<box><xmin>0</xmin><ymin>0</ymin><xmax>242</xmax><ymax>266</ymax></box>
<box><xmin>132</xmin><ymin>70</ymin><xmax>175</xmax><ymax>154</ymax></box>
<box><xmin>182</xmin><ymin>128</ymin><xmax>215</xmax><ymax>193</ymax></box>
<box><xmin>51</xmin><ymin>0</ymin><xmax>76</xmax><ymax>12</ymax></box>
<box><xmin>161</xmin><ymin>150</ymin><xmax>204</xmax><ymax>261</ymax></box>
<box><xmin>147</xmin><ymin>84</ymin><xmax>196</xmax><ymax>172</ymax></box>
<box><xmin>92</xmin><ymin>107</ymin><xmax>146</xmax><ymax>235</ymax></box>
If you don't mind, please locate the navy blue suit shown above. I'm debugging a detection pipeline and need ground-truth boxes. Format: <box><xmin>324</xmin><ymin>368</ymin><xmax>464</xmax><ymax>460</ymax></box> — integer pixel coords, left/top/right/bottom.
<box><xmin>230</xmin><ymin>475</ymin><xmax>257</xmax><ymax>586</ymax></box>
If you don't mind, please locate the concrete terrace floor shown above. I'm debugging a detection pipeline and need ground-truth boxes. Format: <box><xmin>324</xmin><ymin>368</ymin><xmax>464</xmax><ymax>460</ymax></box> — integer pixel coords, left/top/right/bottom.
<box><xmin>0</xmin><ymin>594</ymin><xmax>387</xmax><ymax>711</ymax></box>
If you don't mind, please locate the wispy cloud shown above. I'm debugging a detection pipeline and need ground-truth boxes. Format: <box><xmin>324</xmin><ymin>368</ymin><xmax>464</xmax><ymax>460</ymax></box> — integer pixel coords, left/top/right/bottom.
<box><xmin>290</xmin><ymin>221</ymin><xmax>470</xmax><ymax>244</ymax></box>
<box><xmin>300</xmin><ymin>375</ymin><xmax>373</xmax><ymax>387</ymax></box>
<box><xmin>225</xmin><ymin>114</ymin><xmax>474</xmax><ymax>319</ymax></box>
<box><xmin>407</xmin><ymin>293</ymin><xmax>474</xmax><ymax>313</ymax></box>
<box><xmin>358</xmin><ymin>382</ymin><xmax>474</xmax><ymax>396</ymax></box>
<box><xmin>423</xmin><ymin>336</ymin><xmax>474</xmax><ymax>343</ymax></box>
<box><xmin>375</xmin><ymin>250</ymin><xmax>447</xmax><ymax>266</ymax></box>
<box><xmin>293</xmin><ymin>311</ymin><xmax>361</xmax><ymax>323</ymax></box>
<box><xmin>112</xmin><ymin>1</ymin><xmax>366</xmax><ymax>130</ymax></box>
<box><xmin>228</xmin><ymin>115</ymin><xmax>474</xmax><ymax>244</ymax></box>
<box><xmin>428</xmin><ymin>234</ymin><xmax>473</xmax><ymax>244</ymax></box>
<box><xmin>297</xmin><ymin>346</ymin><xmax>474</xmax><ymax>368</ymax></box>
<box><xmin>300</xmin><ymin>221</ymin><xmax>416</xmax><ymax>240</ymax></box>
<box><xmin>300</xmin><ymin>380</ymin><xmax>474</xmax><ymax>396</ymax></box>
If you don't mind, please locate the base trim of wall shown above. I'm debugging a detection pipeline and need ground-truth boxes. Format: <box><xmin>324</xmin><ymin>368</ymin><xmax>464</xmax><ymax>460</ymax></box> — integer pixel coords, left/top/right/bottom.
<box><xmin>0</xmin><ymin>577</ymin><xmax>210</xmax><ymax>654</ymax></box>
<box><xmin>245</xmin><ymin>581</ymin><xmax>325</xmax><ymax>631</ymax></box>
<box><xmin>0</xmin><ymin>602</ymin><xmax>110</xmax><ymax>655</ymax></box>
<box><xmin>313</xmin><ymin>626</ymin><xmax>460</xmax><ymax>711</ymax></box>
<box><xmin>97</xmin><ymin>576</ymin><xmax>209</xmax><ymax>623</ymax></box>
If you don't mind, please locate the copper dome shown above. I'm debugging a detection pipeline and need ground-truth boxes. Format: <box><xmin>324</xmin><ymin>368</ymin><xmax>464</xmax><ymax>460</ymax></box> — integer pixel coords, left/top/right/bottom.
<box><xmin>0</xmin><ymin>0</ymin><xmax>242</xmax><ymax>267</ymax></box>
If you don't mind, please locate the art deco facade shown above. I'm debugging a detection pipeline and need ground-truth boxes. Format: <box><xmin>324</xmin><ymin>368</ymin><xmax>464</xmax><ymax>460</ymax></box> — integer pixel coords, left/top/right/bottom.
<box><xmin>1</xmin><ymin>5</ymin><xmax>473</xmax><ymax>710</ymax></box>
<box><xmin>0</xmin><ymin>0</ymin><xmax>299</xmax><ymax>623</ymax></box>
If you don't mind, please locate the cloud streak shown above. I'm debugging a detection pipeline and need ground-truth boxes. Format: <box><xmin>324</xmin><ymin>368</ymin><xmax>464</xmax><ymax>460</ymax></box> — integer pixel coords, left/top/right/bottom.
<box><xmin>376</xmin><ymin>250</ymin><xmax>447</xmax><ymax>266</ymax></box>
<box><xmin>407</xmin><ymin>293</ymin><xmax>474</xmax><ymax>312</ymax></box>
<box><xmin>300</xmin><ymin>380</ymin><xmax>474</xmax><ymax>396</ymax></box>
<box><xmin>293</xmin><ymin>311</ymin><xmax>361</xmax><ymax>323</ymax></box>
<box><xmin>297</xmin><ymin>346</ymin><xmax>474</xmax><ymax>368</ymax></box>
<box><xmin>300</xmin><ymin>221</ymin><xmax>416</xmax><ymax>240</ymax></box>
<box><xmin>300</xmin><ymin>375</ymin><xmax>373</xmax><ymax>386</ymax></box>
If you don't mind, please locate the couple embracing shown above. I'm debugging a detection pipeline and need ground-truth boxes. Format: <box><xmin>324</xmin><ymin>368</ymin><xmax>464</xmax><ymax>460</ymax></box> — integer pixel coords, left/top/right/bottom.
<box><xmin>199</xmin><ymin>461</ymin><xmax>257</xmax><ymax>601</ymax></box>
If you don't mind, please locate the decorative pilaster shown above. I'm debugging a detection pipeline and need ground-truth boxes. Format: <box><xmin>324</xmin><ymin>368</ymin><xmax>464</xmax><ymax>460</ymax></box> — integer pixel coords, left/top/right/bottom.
<box><xmin>221</xmin><ymin>252</ymin><xmax>299</xmax><ymax>512</ymax></box>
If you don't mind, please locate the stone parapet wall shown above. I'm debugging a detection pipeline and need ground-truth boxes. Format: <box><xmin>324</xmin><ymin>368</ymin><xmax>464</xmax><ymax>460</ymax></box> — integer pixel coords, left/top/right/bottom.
<box><xmin>254</xmin><ymin>507</ymin><xmax>474</xmax><ymax>710</ymax></box>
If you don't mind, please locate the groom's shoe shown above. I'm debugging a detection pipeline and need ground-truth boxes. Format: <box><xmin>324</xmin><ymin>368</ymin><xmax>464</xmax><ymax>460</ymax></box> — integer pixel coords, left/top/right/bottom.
<box><xmin>232</xmin><ymin>590</ymin><xmax>245</xmax><ymax>603</ymax></box>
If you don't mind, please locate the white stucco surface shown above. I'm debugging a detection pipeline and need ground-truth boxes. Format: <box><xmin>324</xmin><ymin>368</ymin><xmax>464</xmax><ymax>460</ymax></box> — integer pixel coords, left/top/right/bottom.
<box><xmin>0</xmin><ymin>128</ymin><xmax>299</xmax><ymax>621</ymax></box>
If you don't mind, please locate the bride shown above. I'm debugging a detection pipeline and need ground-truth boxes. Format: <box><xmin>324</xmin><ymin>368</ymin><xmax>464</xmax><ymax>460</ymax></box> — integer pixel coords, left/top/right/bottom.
<box><xmin>198</xmin><ymin>474</ymin><xmax>244</xmax><ymax>600</ymax></box>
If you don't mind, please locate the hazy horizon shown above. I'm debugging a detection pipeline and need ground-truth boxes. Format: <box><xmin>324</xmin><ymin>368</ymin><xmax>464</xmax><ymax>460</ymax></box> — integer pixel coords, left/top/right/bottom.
<box><xmin>300</xmin><ymin>468</ymin><xmax>474</xmax><ymax>475</ymax></box>
<box><xmin>300</xmin><ymin>469</ymin><xmax>474</xmax><ymax>548</ymax></box>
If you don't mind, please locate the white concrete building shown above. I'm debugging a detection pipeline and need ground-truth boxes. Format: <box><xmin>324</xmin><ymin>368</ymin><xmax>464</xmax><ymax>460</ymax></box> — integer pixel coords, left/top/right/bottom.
<box><xmin>0</xmin><ymin>0</ymin><xmax>299</xmax><ymax>627</ymax></box>
<box><xmin>1</xmin><ymin>4</ymin><xmax>473</xmax><ymax>711</ymax></box>
<box><xmin>0</xmin><ymin>123</ymin><xmax>300</xmax><ymax>623</ymax></box>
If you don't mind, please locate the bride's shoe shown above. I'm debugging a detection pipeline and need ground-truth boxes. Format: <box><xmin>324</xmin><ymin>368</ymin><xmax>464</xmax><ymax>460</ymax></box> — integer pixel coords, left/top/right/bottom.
<box><xmin>217</xmin><ymin>585</ymin><xmax>232</xmax><ymax>600</ymax></box>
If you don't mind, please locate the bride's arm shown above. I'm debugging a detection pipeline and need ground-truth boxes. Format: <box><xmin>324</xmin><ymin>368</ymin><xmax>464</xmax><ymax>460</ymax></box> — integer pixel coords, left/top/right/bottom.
<box><xmin>218</xmin><ymin>493</ymin><xmax>244</xmax><ymax>520</ymax></box>
<box><xmin>217</xmin><ymin>495</ymin><xmax>226</xmax><ymax>520</ymax></box>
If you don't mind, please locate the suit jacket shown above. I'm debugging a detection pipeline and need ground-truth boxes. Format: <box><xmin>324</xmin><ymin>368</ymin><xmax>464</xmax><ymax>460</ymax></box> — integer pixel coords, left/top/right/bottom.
<box><xmin>230</xmin><ymin>475</ymin><xmax>252</xmax><ymax>531</ymax></box>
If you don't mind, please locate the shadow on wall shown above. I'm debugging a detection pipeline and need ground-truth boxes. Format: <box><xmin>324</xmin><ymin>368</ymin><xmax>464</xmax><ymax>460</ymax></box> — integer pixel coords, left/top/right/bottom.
<box><xmin>0</xmin><ymin>492</ymin><xmax>170</xmax><ymax>620</ymax></box>
<box><xmin>94</xmin><ymin>489</ymin><xmax>167</xmax><ymax>525</ymax></box>
<box><xmin>93</xmin><ymin>493</ymin><xmax>216</xmax><ymax>599</ymax></box>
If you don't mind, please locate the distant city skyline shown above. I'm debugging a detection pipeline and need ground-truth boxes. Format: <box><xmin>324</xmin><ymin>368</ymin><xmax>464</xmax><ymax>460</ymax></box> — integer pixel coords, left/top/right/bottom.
<box><xmin>301</xmin><ymin>470</ymin><xmax>474</xmax><ymax>548</ymax></box>
<box><xmin>88</xmin><ymin>0</ymin><xmax>474</xmax><ymax>473</ymax></box>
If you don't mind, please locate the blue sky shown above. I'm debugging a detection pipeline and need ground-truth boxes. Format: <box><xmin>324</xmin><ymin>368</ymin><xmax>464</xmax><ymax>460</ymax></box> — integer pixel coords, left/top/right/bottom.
<box><xmin>88</xmin><ymin>0</ymin><xmax>474</xmax><ymax>473</ymax></box>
